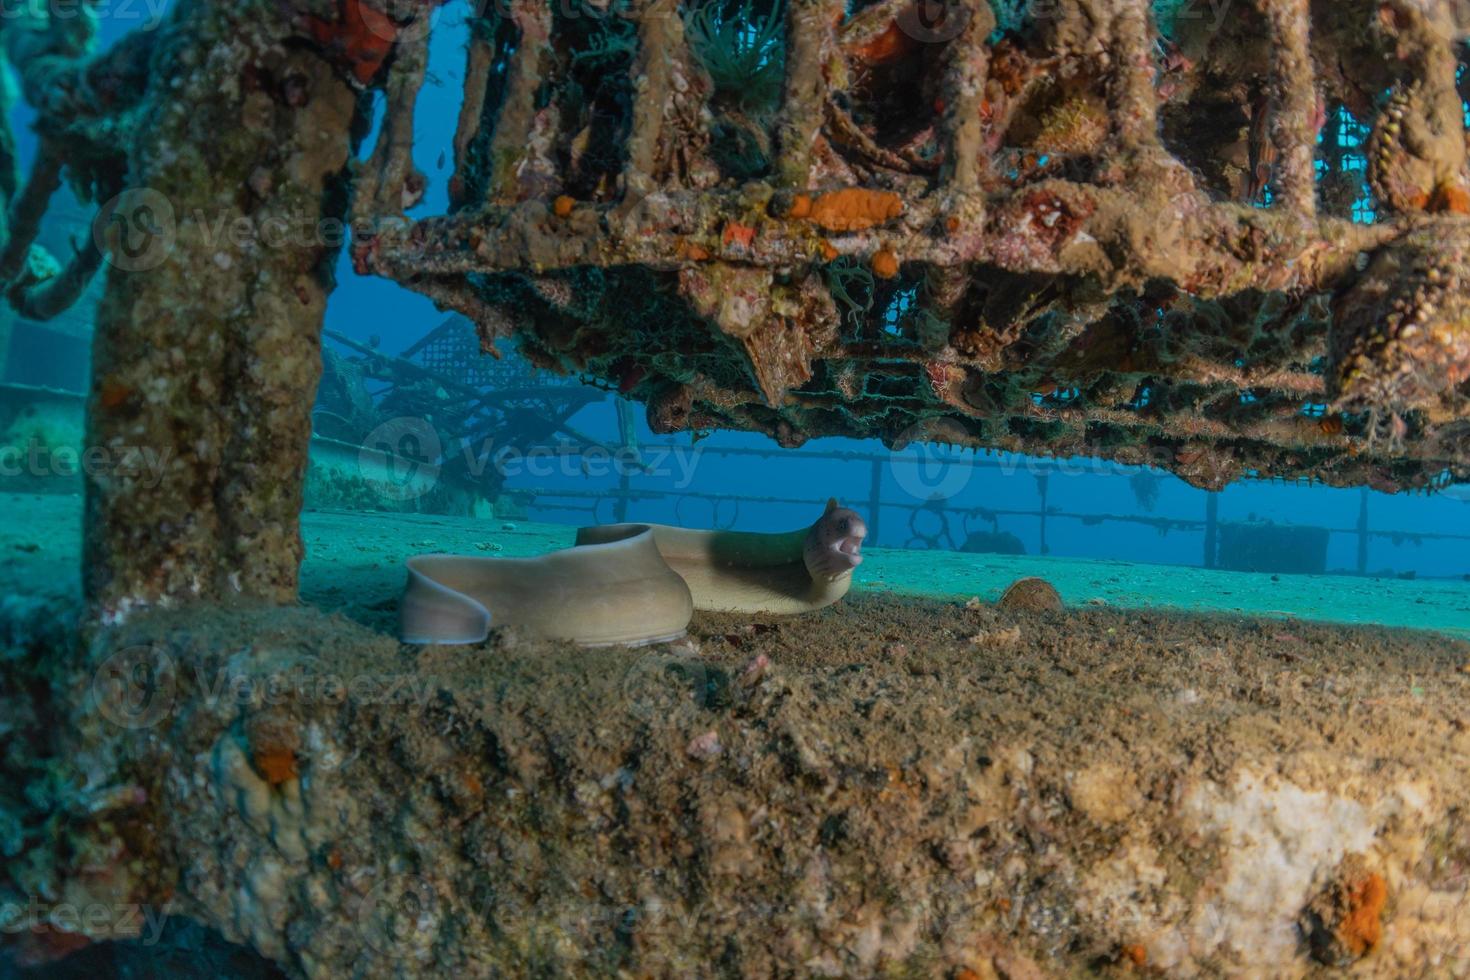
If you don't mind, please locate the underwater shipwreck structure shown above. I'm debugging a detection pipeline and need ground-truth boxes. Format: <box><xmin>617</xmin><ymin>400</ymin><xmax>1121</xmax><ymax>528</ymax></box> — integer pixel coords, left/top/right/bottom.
<box><xmin>4</xmin><ymin>0</ymin><xmax>1470</xmax><ymax>976</ymax></box>
<box><xmin>348</xmin><ymin>0</ymin><xmax>1470</xmax><ymax>498</ymax></box>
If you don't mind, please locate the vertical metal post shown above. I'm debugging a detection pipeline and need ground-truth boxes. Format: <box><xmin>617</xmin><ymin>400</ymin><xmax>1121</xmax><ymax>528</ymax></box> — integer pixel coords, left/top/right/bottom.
<box><xmin>614</xmin><ymin>470</ymin><xmax>631</xmax><ymax>523</ymax></box>
<box><xmin>0</xmin><ymin>308</ymin><xmax>11</xmax><ymax>382</ymax></box>
<box><xmin>613</xmin><ymin>399</ymin><xmax>636</xmax><ymax>523</ymax></box>
<box><xmin>867</xmin><ymin>458</ymin><xmax>882</xmax><ymax>548</ymax></box>
<box><xmin>1036</xmin><ymin>474</ymin><xmax>1049</xmax><ymax>555</ymax></box>
<box><xmin>1203</xmin><ymin>492</ymin><xmax>1219</xmax><ymax>569</ymax></box>
<box><xmin>1357</xmin><ymin>488</ymin><xmax>1369</xmax><ymax>576</ymax></box>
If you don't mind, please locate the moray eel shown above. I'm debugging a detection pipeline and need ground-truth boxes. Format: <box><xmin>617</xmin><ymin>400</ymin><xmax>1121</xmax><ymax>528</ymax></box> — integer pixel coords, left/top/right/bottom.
<box><xmin>399</xmin><ymin>499</ymin><xmax>867</xmax><ymax>646</ymax></box>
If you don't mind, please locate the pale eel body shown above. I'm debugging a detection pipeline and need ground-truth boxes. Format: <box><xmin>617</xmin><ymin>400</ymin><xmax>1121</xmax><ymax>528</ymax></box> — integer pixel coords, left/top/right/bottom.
<box><xmin>399</xmin><ymin>500</ymin><xmax>867</xmax><ymax>646</ymax></box>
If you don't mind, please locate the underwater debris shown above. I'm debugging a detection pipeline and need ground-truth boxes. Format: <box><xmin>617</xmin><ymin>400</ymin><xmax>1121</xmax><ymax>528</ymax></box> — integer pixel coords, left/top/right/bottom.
<box><xmin>7</xmin><ymin>0</ymin><xmax>1465</xmax><ymax>970</ymax></box>
<box><xmin>1300</xmin><ymin>856</ymin><xmax>1388</xmax><ymax>966</ymax></box>
<box><xmin>10</xmin><ymin>588</ymin><xmax>1470</xmax><ymax>976</ymax></box>
<box><xmin>968</xmin><ymin>625</ymin><xmax>1022</xmax><ymax>648</ymax></box>
<box><xmin>1331</xmin><ymin>219</ymin><xmax>1470</xmax><ymax>414</ymax></box>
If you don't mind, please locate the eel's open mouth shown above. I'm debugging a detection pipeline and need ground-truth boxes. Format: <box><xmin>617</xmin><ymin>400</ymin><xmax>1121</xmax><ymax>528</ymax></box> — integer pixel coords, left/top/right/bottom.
<box><xmin>809</xmin><ymin>510</ymin><xmax>868</xmax><ymax>581</ymax></box>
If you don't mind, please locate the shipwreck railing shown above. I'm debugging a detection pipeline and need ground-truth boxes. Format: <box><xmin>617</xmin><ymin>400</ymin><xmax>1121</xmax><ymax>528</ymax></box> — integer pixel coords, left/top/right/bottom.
<box><xmin>500</xmin><ymin>440</ymin><xmax>1470</xmax><ymax>578</ymax></box>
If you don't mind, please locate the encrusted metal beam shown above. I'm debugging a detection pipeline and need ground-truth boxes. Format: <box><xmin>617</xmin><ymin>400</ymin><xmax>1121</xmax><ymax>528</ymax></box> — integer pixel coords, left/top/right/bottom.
<box><xmin>347</xmin><ymin>0</ymin><xmax>1470</xmax><ymax>493</ymax></box>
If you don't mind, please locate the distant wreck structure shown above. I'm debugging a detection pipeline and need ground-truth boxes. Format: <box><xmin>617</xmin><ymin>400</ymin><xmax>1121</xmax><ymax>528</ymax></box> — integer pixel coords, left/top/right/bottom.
<box><xmin>350</xmin><ymin>0</ymin><xmax>1470</xmax><ymax>494</ymax></box>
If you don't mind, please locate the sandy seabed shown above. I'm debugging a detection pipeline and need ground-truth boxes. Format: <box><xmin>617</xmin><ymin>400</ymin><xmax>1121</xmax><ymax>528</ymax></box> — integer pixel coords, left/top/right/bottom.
<box><xmin>5</xmin><ymin>491</ymin><xmax>1467</xmax><ymax>637</ymax></box>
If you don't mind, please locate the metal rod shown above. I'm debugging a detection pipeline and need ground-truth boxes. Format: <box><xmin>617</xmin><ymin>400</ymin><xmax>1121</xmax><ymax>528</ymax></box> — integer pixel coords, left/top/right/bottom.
<box><xmin>1036</xmin><ymin>474</ymin><xmax>1050</xmax><ymax>556</ymax></box>
<box><xmin>1204</xmin><ymin>492</ymin><xmax>1219</xmax><ymax>569</ymax></box>
<box><xmin>867</xmin><ymin>458</ymin><xmax>882</xmax><ymax>548</ymax></box>
<box><xmin>636</xmin><ymin>441</ymin><xmax>1153</xmax><ymax>476</ymax></box>
<box><xmin>508</xmin><ymin>483</ymin><xmax>1470</xmax><ymax>543</ymax></box>
<box><xmin>1357</xmin><ymin>488</ymin><xmax>1370</xmax><ymax>575</ymax></box>
<box><xmin>520</xmin><ymin>485</ymin><xmax>1209</xmax><ymax>530</ymax></box>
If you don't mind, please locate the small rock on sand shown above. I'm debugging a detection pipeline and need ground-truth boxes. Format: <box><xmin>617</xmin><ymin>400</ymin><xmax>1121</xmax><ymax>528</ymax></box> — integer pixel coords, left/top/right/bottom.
<box><xmin>686</xmin><ymin>730</ymin><xmax>722</xmax><ymax>760</ymax></box>
<box><xmin>998</xmin><ymin>577</ymin><xmax>1064</xmax><ymax>613</ymax></box>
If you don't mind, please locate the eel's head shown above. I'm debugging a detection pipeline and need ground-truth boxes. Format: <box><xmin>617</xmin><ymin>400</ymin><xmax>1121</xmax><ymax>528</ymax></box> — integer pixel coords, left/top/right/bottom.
<box><xmin>804</xmin><ymin>499</ymin><xmax>867</xmax><ymax>582</ymax></box>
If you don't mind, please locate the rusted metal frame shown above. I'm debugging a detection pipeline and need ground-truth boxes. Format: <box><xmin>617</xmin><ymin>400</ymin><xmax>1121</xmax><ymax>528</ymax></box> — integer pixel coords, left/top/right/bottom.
<box><xmin>0</xmin><ymin>143</ymin><xmax>64</xmax><ymax>286</ymax></box>
<box><xmin>353</xmin><ymin>13</ymin><xmax>431</xmax><ymax>222</ymax></box>
<box><xmin>13</xmin><ymin>236</ymin><xmax>104</xmax><ymax>321</ymax></box>
<box><xmin>450</xmin><ymin>24</ymin><xmax>497</xmax><ymax>208</ymax></box>
<box><xmin>927</xmin><ymin>0</ymin><xmax>996</xmax><ymax>337</ymax></box>
<box><xmin>939</xmin><ymin>0</ymin><xmax>996</xmax><ymax>196</ymax></box>
<box><xmin>399</xmin><ymin>274</ymin><xmax>518</xmax><ymax>357</ymax></box>
<box><xmin>366</xmin><ymin>185</ymin><xmax>1391</xmax><ymax>298</ymax></box>
<box><xmin>824</xmin><ymin>101</ymin><xmax>929</xmax><ymax>173</ymax></box>
<box><xmin>701</xmin><ymin>384</ymin><xmax>1443</xmax><ymax>482</ymax></box>
<box><xmin>1167</xmin><ymin>356</ymin><xmax>1326</xmax><ymax>395</ymax></box>
<box><xmin>788</xmin><ymin>376</ymin><xmax>1348</xmax><ymax>448</ymax></box>
<box><xmin>775</xmin><ymin>0</ymin><xmax>841</xmax><ymax>187</ymax></box>
<box><xmin>484</xmin><ymin>0</ymin><xmax>554</xmax><ymax>204</ymax></box>
<box><xmin>1262</xmin><ymin>0</ymin><xmax>1318</xmax><ymax>223</ymax></box>
<box><xmin>621</xmin><ymin>0</ymin><xmax>688</xmax><ymax>198</ymax></box>
<box><xmin>1108</xmin><ymin>0</ymin><xmax>1162</xmax><ymax>153</ymax></box>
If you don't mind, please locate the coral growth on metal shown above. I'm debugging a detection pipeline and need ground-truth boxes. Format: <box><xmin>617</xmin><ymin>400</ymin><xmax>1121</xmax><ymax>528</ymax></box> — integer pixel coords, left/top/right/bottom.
<box><xmin>351</xmin><ymin>0</ymin><xmax>1470</xmax><ymax>492</ymax></box>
